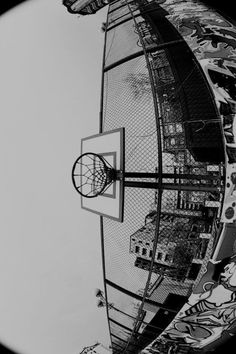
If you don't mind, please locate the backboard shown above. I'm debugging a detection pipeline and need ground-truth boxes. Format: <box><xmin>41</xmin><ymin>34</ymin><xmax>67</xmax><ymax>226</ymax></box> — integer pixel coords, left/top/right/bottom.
<box><xmin>73</xmin><ymin>128</ymin><xmax>125</xmax><ymax>222</ymax></box>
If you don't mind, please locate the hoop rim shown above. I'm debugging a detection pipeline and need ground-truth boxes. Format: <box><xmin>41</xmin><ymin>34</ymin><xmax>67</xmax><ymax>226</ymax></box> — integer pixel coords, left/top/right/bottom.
<box><xmin>71</xmin><ymin>152</ymin><xmax>111</xmax><ymax>198</ymax></box>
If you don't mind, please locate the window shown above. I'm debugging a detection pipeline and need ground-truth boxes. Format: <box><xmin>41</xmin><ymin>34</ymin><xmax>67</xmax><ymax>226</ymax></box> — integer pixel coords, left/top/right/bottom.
<box><xmin>176</xmin><ymin>123</ymin><xmax>183</xmax><ymax>133</ymax></box>
<box><xmin>169</xmin><ymin>124</ymin><xmax>175</xmax><ymax>134</ymax></box>
<box><xmin>132</xmin><ymin>238</ymin><xmax>136</xmax><ymax>241</ymax></box>
<box><xmin>157</xmin><ymin>252</ymin><xmax>162</xmax><ymax>260</ymax></box>
<box><xmin>179</xmin><ymin>136</ymin><xmax>185</xmax><ymax>146</ymax></box>
<box><xmin>165</xmin><ymin>254</ymin><xmax>171</xmax><ymax>262</ymax></box>
<box><xmin>142</xmin><ymin>248</ymin><xmax>147</xmax><ymax>256</ymax></box>
<box><xmin>176</xmin><ymin>152</ymin><xmax>185</xmax><ymax>164</ymax></box>
<box><xmin>139</xmin><ymin>240</ymin><xmax>143</xmax><ymax>244</ymax></box>
<box><xmin>146</xmin><ymin>242</ymin><xmax>150</xmax><ymax>246</ymax></box>
<box><xmin>164</xmin><ymin>125</ymin><xmax>169</xmax><ymax>134</ymax></box>
<box><xmin>165</xmin><ymin>124</ymin><xmax>176</xmax><ymax>134</ymax></box>
<box><xmin>149</xmin><ymin>250</ymin><xmax>153</xmax><ymax>258</ymax></box>
<box><xmin>191</xmin><ymin>225</ymin><xmax>198</xmax><ymax>232</ymax></box>
<box><xmin>135</xmin><ymin>246</ymin><xmax>140</xmax><ymax>254</ymax></box>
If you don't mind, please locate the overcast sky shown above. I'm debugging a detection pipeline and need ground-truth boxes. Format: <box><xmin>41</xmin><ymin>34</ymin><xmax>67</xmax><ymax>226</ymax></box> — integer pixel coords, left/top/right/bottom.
<box><xmin>0</xmin><ymin>1</ymin><xmax>111</xmax><ymax>353</ymax></box>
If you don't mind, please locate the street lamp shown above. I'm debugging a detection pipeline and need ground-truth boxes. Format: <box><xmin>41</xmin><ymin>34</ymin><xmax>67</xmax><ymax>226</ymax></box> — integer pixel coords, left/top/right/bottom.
<box><xmin>79</xmin><ymin>343</ymin><xmax>99</xmax><ymax>354</ymax></box>
<box><xmin>95</xmin><ymin>288</ymin><xmax>115</xmax><ymax>310</ymax></box>
<box><xmin>95</xmin><ymin>288</ymin><xmax>146</xmax><ymax>324</ymax></box>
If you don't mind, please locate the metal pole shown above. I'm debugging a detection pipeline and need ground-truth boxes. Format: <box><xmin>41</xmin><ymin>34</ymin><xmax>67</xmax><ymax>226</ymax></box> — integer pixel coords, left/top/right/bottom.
<box><xmin>124</xmin><ymin>180</ymin><xmax>221</xmax><ymax>193</ymax></box>
<box><xmin>123</xmin><ymin>171</ymin><xmax>221</xmax><ymax>181</ymax></box>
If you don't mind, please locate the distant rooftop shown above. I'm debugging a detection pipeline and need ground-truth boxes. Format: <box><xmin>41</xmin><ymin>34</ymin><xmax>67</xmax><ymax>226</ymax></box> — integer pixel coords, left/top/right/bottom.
<box><xmin>62</xmin><ymin>0</ymin><xmax>111</xmax><ymax>15</ymax></box>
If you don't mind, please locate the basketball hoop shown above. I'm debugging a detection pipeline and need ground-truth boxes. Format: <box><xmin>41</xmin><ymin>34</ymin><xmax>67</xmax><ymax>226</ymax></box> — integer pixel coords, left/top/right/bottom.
<box><xmin>72</xmin><ymin>153</ymin><xmax>117</xmax><ymax>198</ymax></box>
<box><xmin>71</xmin><ymin>128</ymin><xmax>221</xmax><ymax>223</ymax></box>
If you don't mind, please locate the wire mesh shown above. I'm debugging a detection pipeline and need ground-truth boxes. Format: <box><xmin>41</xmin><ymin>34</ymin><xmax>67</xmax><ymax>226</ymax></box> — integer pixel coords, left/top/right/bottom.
<box><xmin>103</xmin><ymin>188</ymin><xmax>161</xmax><ymax>290</ymax></box>
<box><xmin>103</xmin><ymin>56</ymin><xmax>158</xmax><ymax>173</ymax></box>
<box><xmin>100</xmin><ymin>1</ymin><xmax>226</xmax><ymax>353</ymax></box>
<box><xmin>108</xmin><ymin>0</ymin><xmax>141</xmax><ymax>14</ymax></box>
<box><xmin>105</xmin><ymin>17</ymin><xmax>142</xmax><ymax>68</ymax></box>
<box><xmin>107</xmin><ymin>1</ymin><xmax>140</xmax><ymax>29</ymax></box>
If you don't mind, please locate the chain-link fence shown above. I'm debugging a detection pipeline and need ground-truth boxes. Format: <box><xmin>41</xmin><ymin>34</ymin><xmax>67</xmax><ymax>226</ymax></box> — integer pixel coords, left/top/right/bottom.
<box><xmin>100</xmin><ymin>1</ymin><xmax>225</xmax><ymax>353</ymax></box>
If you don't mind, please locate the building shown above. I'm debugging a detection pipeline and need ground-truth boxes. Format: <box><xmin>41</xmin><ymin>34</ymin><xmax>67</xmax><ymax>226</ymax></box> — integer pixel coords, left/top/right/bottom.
<box><xmin>130</xmin><ymin>213</ymin><xmax>212</xmax><ymax>282</ymax></box>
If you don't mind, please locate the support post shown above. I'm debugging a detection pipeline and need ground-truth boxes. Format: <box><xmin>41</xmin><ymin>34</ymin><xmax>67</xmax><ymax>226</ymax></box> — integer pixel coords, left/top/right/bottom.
<box><xmin>123</xmin><ymin>171</ymin><xmax>221</xmax><ymax>181</ymax></box>
<box><xmin>124</xmin><ymin>180</ymin><xmax>221</xmax><ymax>193</ymax></box>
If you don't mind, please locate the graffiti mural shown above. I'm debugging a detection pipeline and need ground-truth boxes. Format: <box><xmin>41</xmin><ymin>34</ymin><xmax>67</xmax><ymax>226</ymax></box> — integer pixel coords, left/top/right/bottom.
<box><xmin>142</xmin><ymin>254</ymin><xmax>236</xmax><ymax>353</ymax></box>
<box><xmin>159</xmin><ymin>0</ymin><xmax>236</xmax><ymax>222</ymax></box>
<box><xmin>162</xmin><ymin>0</ymin><xmax>236</xmax><ymax>60</ymax></box>
<box><xmin>165</xmin><ymin>256</ymin><xmax>236</xmax><ymax>343</ymax></box>
<box><xmin>142</xmin><ymin>1</ymin><xmax>236</xmax><ymax>352</ymax></box>
<box><xmin>198</xmin><ymin>57</ymin><xmax>236</xmax><ymax>222</ymax></box>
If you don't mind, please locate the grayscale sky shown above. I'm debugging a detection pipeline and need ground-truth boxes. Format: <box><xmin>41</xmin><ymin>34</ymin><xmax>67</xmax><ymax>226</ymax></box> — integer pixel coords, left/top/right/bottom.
<box><xmin>0</xmin><ymin>1</ymin><xmax>110</xmax><ymax>353</ymax></box>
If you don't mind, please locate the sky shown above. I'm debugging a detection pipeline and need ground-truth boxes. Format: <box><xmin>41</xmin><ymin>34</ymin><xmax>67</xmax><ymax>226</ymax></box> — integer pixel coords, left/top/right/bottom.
<box><xmin>0</xmin><ymin>1</ymin><xmax>111</xmax><ymax>353</ymax></box>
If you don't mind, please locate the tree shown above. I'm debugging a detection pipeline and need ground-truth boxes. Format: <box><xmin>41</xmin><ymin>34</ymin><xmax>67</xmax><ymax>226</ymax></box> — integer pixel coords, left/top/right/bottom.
<box><xmin>125</xmin><ymin>72</ymin><xmax>151</xmax><ymax>98</ymax></box>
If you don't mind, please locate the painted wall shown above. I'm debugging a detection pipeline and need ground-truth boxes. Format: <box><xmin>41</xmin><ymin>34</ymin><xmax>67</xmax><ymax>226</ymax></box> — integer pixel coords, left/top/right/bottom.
<box><xmin>142</xmin><ymin>0</ymin><xmax>236</xmax><ymax>352</ymax></box>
